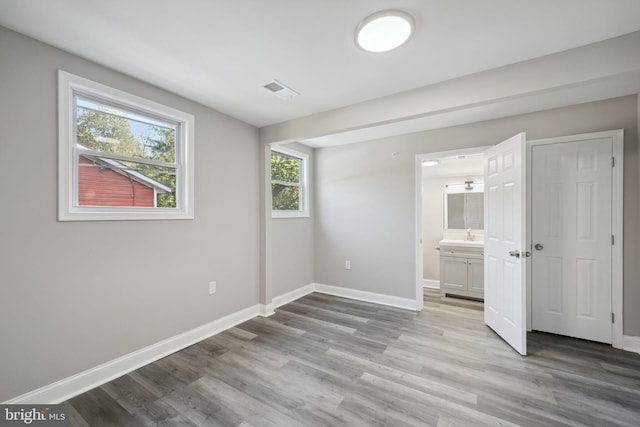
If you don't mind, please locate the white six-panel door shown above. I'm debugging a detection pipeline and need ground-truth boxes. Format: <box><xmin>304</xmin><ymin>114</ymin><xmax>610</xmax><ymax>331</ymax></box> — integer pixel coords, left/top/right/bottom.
<box><xmin>484</xmin><ymin>133</ymin><xmax>527</xmax><ymax>355</ymax></box>
<box><xmin>531</xmin><ymin>138</ymin><xmax>613</xmax><ymax>343</ymax></box>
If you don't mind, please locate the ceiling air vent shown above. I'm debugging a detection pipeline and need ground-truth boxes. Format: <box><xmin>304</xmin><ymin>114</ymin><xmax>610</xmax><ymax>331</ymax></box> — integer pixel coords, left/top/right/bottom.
<box><xmin>262</xmin><ymin>79</ymin><xmax>299</xmax><ymax>100</ymax></box>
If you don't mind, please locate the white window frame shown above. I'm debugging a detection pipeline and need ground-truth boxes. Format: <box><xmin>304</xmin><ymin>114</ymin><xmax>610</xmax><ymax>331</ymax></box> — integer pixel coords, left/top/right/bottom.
<box><xmin>271</xmin><ymin>146</ymin><xmax>309</xmax><ymax>218</ymax></box>
<box><xmin>58</xmin><ymin>70</ymin><xmax>195</xmax><ymax>221</ymax></box>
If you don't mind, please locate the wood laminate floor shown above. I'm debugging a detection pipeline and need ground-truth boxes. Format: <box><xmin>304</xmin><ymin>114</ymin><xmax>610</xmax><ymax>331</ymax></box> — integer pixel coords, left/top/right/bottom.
<box><xmin>68</xmin><ymin>291</ymin><xmax>640</xmax><ymax>426</ymax></box>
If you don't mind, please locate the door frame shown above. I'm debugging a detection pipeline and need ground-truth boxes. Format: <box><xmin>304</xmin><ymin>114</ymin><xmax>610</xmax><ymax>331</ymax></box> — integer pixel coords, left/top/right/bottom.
<box><xmin>526</xmin><ymin>130</ymin><xmax>624</xmax><ymax>349</ymax></box>
<box><xmin>415</xmin><ymin>146</ymin><xmax>492</xmax><ymax>311</ymax></box>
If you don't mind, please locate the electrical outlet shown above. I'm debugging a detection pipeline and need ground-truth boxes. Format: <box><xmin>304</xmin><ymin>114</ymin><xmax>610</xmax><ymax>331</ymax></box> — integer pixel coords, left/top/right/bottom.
<box><xmin>208</xmin><ymin>281</ymin><xmax>217</xmax><ymax>295</ymax></box>
<box><xmin>345</xmin><ymin>260</ymin><xmax>351</xmax><ymax>270</ymax></box>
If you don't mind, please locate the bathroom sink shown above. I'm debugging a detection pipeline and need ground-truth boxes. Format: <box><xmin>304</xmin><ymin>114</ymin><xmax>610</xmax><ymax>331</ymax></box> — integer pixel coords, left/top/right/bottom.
<box><xmin>439</xmin><ymin>239</ymin><xmax>484</xmax><ymax>248</ymax></box>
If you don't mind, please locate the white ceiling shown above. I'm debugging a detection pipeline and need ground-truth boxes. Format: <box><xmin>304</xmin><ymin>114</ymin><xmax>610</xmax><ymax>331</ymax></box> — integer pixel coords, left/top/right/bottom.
<box><xmin>1</xmin><ymin>1</ymin><xmax>640</xmax><ymax>129</ymax></box>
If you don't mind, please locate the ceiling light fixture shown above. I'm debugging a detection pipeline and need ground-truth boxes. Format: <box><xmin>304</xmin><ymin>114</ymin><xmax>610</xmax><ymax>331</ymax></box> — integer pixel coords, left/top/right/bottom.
<box><xmin>355</xmin><ymin>10</ymin><xmax>414</xmax><ymax>53</ymax></box>
<box><xmin>422</xmin><ymin>159</ymin><xmax>439</xmax><ymax>167</ymax></box>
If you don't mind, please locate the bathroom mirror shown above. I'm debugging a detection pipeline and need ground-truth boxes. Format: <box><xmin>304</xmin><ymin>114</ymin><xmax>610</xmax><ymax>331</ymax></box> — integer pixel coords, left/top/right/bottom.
<box><xmin>444</xmin><ymin>184</ymin><xmax>484</xmax><ymax>230</ymax></box>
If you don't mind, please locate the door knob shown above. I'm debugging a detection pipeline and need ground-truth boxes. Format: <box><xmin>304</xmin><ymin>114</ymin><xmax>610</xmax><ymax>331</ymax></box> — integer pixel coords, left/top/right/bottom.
<box><xmin>509</xmin><ymin>250</ymin><xmax>520</xmax><ymax>258</ymax></box>
<box><xmin>534</xmin><ymin>243</ymin><xmax>544</xmax><ymax>251</ymax></box>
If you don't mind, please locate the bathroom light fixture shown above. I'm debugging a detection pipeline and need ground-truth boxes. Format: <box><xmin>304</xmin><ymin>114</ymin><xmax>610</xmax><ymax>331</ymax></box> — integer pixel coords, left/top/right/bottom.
<box><xmin>355</xmin><ymin>10</ymin><xmax>414</xmax><ymax>53</ymax></box>
<box><xmin>447</xmin><ymin>182</ymin><xmax>484</xmax><ymax>192</ymax></box>
<box><xmin>422</xmin><ymin>159</ymin><xmax>439</xmax><ymax>167</ymax></box>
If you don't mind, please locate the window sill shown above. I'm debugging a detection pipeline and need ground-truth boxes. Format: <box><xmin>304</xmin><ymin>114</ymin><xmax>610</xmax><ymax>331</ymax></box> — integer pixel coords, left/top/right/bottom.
<box><xmin>59</xmin><ymin>208</ymin><xmax>194</xmax><ymax>222</ymax></box>
<box><xmin>272</xmin><ymin>211</ymin><xmax>310</xmax><ymax>219</ymax></box>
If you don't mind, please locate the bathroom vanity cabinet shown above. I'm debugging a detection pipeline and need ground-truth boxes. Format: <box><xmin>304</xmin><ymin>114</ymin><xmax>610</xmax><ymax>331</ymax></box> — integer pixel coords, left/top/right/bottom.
<box><xmin>439</xmin><ymin>241</ymin><xmax>484</xmax><ymax>300</ymax></box>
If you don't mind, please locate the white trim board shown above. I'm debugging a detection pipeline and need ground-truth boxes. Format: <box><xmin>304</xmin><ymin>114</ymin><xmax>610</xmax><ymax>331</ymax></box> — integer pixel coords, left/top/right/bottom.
<box><xmin>272</xmin><ymin>283</ymin><xmax>316</xmax><ymax>309</ymax></box>
<box><xmin>423</xmin><ymin>279</ymin><xmax>440</xmax><ymax>289</ymax></box>
<box><xmin>623</xmin><ymin>335</ymin><xmax>640</xmax><ymax>355</ymax></box>
<box><xmin>4</xmin><ymin>304</ymin><xmax>262</xmax><ymax>405</ymax></box>
<box><xmin>272</xmin><ymin>283</ymin><xmax>420</xmax><ymax>312</ymax></box>
<box><xmin>259</xmin><ymin>303</ymin><xmax>275</xmax><ymax>317</ymax></box>
<box><xmin>314</xmin><ymin>283</ymin><xmax>420</xmax><ymax>311</ymax></box>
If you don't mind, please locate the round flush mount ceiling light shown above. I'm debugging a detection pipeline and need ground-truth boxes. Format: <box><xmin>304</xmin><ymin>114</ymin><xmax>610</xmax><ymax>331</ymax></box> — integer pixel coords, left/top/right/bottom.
<box><xmin>355</xmin><ymin>10</ymin><xmax>414</xmax><ymax>53</ymax></box>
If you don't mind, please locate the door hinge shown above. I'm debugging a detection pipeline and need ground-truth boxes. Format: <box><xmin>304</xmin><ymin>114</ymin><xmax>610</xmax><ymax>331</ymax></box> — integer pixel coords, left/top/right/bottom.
<box><xmin>612</xmin><ymin>157</ymin><xmax>615</xmax><ymax>167</ymax></box>
<box><xmin>612</xmin><ymin>235</ymin><xmax>614</xmax><ymax>245</ymax></box>
<box><xmin>612</xmin><ymin>312</ymin><xmax>615</xmax><ymax>323</ymax></box>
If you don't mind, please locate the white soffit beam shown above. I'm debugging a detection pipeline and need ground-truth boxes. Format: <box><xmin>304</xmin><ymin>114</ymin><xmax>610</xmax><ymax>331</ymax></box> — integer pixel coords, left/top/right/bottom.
<box><xmin>259</xmin><ymin>31</ymin><xmax>640</xmax><ymax>146</ymax></box>
<box><xmin>301</xmin><ymin>70</ymin><xmax>640</xmax><ymax>147</ymax></box>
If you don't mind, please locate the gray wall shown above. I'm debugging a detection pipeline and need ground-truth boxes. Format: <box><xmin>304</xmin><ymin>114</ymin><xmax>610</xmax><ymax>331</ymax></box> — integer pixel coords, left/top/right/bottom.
<box><xmin>315</xmin><ymin>95</ymin><xmax>640</xmax><ymax>335</ymax></box>
<box><xmin>271</xmin><ymin>143</ymin><xmax>315</xmax><ymax>297</ymax></box>
<box><xmin>0</xmin><ymin>27</ymin><xmax>261</xmax><ymax>401</ymax></box>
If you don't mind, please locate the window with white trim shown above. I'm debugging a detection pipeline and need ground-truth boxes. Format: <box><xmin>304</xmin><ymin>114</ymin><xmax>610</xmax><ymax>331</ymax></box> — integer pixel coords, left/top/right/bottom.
<box><xmin>271</xmin><ymin>146</ymin><xmax>309</xmax><ymax>218</ymax></box>
<box><xmin>58</xmin><ymin>71</ymin><xmax>194</xmax><ymax>221</ymax></box>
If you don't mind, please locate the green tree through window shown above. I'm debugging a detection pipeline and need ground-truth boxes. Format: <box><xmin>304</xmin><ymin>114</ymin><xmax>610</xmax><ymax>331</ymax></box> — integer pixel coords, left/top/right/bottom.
<box><xmin>76</xmin><ymin>99</ymin><xmax>178</xmax><ymax>207</ymax></box>
<box><xmin>271</xmin><ymin>151</ymin><xmax>301</xmax><ymax>211</ymax></box>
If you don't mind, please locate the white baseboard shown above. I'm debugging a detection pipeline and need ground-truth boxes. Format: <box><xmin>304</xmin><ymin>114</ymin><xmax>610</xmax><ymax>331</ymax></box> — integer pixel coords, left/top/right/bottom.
<box><xmin>272</xmin><ymin>283</ymin><xmax>315</xmax><ymax>309</ymax></box>
<box><xmin>423</xmin><ymin>279</ymin><xmax>440</xmax><ymax>289</ymax></box>
<box><xmin>259</xmin><ymin>303</ymin><xmax>275</xmax><ymax>317</ymax></box>
<box><xmin>313</xmin><ymin>283</ymin><xmax>420</xmax><ymax>311</ymax></box>
<box><xmin>4</xmin><ymin>304</ymin><xmax>261</xmax><ymax>405</ymax></box>
<box><xmin>7</xmin><ymin>283</ymin><xmax>422</xmax><ymax>404</ymax></box>
<box><xmin>623</xmin><ymin>335</ymin><xmax>640</xmax><ymax>355</ymax></box>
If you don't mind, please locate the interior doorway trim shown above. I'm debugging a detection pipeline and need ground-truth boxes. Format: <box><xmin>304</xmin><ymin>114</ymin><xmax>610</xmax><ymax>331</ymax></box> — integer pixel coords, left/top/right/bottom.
<box><xmin>415</xmin><ymin>145</ymin><xmax>492</xmax><ymax>311</ymax></box>
<box><xmin>526</xmin><ymin>129</ymin><xmax>624</xmax><ymax>349</ymax></box>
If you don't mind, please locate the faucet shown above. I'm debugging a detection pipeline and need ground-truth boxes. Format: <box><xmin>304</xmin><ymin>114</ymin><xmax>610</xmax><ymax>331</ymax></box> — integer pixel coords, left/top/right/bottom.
<box><xmin>466</xmin><ymin>228</ymin><xmax>474</xmax><ymax>241</ymax></box>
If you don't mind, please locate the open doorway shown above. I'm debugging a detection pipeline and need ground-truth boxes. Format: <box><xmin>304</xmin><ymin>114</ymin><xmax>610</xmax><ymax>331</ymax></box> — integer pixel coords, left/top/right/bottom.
<box><xmin>417</xmin><ymin>134</ymin><xmax>529</xmax><ymax>355</ymax></box>
<box><xmin>416</xmin><ymin>146</ymin><xmax>490</xmax><ymax>310</ymax></box>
